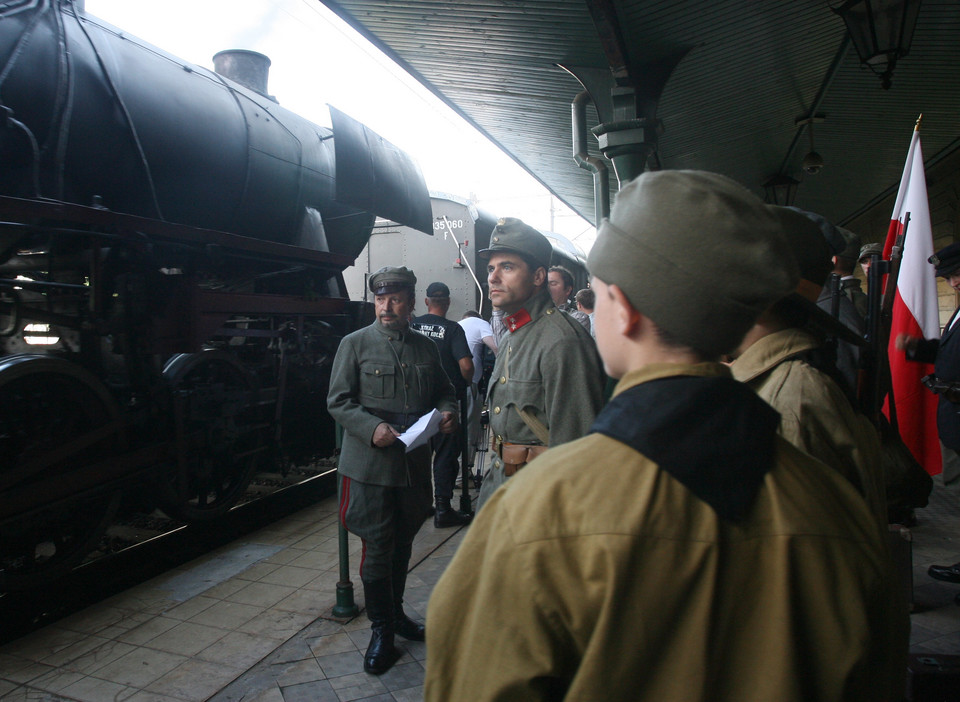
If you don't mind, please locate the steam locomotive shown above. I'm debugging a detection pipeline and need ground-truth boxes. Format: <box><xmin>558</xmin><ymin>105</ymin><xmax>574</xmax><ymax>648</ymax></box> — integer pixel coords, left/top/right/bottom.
<box><xmin>0</xmin><ymin>0</ymin><xmax>433</xmax><ymax>589</ymax></box>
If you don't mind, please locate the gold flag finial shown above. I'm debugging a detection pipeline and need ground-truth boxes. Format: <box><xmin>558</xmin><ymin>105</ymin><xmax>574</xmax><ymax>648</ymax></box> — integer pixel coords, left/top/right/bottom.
<box><xmin>915</xmin><ymin>114</ymin><xmax>923</xmax><ymax>131</ymax></box>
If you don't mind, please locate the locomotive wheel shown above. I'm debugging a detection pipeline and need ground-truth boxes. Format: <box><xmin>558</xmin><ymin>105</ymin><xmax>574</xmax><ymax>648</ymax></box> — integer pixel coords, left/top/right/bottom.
<box><xmin>157</xmin><ymin>351</ymin><xmax>262</xmax><ymax>523</ymax></box>
<box><xmin>0</xmin><ymin>356</ymin><xmax>122</xmax><ymax>589</ymax></box>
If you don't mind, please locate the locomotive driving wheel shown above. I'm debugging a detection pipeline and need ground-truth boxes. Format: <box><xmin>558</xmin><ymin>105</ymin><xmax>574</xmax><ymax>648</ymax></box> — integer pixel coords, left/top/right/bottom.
<box><xmin>0</xmin><ymin>356</ymin><xmax>122</xmax><ymax>590</ymax></box>
<box><xmin>157</xmin><ymin>350</ymin><xmax>263</xmax><ymax>523</ymax></box>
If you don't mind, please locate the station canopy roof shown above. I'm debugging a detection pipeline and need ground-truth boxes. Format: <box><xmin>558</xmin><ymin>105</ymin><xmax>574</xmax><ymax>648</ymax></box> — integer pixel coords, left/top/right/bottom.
<box><xmin>318</xmin><ymin>0</ymin><xmax>960</xmax><ymax>231</ymax></box>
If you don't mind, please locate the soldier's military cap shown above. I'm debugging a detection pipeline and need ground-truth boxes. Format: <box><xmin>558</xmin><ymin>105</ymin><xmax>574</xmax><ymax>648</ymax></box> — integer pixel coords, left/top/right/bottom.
<box><xmin>929</xmin><ymin>242</ymin><xmax>960</xmax><ymax>278</ymax></box>
<box><xmin>859</xmin><ymin>242</ymin><xmax>883</xmax><ymax>262</ymax></box>
<box><xmin>836</xmin><ymin>227</ymin><xmax>862</xmax><ymax>260</ymax></box>
<box><xmin>786</xmin><ymin>207</ymin><xmax>846</xmax><ymax>255</ymax></box>
<box><xmin>369</xmin><ymin>266</ymin><xmax>417</xmax><ymax>295</ymax></box>
<box><xmin>588</xmin><ymin>170</ymin><xmax>798</xmax><ymax>357</ymax></box>
<box><xmin>478</xmin><ymin>217</ymin><xmax>552</xmax><ymax>270</ymax></box>
<box><xmin>771</xmin><ymin>206</ymin><xmax>864</xmax><ymax>345</ymax></box>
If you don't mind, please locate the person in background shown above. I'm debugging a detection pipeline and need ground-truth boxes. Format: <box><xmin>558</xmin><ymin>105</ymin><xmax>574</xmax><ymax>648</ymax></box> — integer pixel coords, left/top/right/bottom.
<box><xmin>411</xmin><ymin>282</ymin><xmax>474</xmax><ymax>528</ymax></box>
<box><xmin>859</xmin><ymin>241</ymin><xmax>884</xmax><ymax>280</ymax></box>
<box><xmin>575</xmin><ymin>287</ymin><xmax>595</xmax><ymax>338</ymax></box>
<box><xmin>327</xmin><ymin>266</ymin><xmax>458</xmax><ymax>675</ymax></box>
<box><xmin>548</xmin><ymin>265</ymin><xmax>591</xmax><ymax>332</ymax></box>
<box><xmin>424</xmin><ymin>170</ymin><xmax>906</xmax><ymax>701</ymax></box>
<box><xmin>459</xmin><ymin>310</ymin><xmax>497</xmax><ymax>476</ymax></box>
<box><xmin>477</xmin><ymin>218</ymin><xmax>603</xmax><ymax>508</ymax></box>
<box><xmin>896</xmin><ymin>242</ymin><xmax>960</xmax><ymax>583</ymax></box>
<box><xmin>731</xmin><ymin>206</ymin><xmax>885</xmax><ymax>527</ymax></box>
<box><xmin>489</xmin><ymin>305</ymin><xmax>507</xmax><ymax>346</ymax></box>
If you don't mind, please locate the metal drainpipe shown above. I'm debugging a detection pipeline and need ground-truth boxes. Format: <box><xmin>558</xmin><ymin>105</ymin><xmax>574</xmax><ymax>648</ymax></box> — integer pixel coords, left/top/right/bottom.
<box><xmin>572</xmin><ymin>91</ymin><xmax>610</xmax><ymax>225</ymax></box>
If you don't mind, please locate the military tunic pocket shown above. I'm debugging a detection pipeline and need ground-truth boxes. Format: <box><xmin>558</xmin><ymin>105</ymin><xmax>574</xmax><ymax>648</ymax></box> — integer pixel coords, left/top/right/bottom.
<box><xmin>360</xmin><ymin>362</ymin><xmax>395</xmax><ymax>399</ymax></box>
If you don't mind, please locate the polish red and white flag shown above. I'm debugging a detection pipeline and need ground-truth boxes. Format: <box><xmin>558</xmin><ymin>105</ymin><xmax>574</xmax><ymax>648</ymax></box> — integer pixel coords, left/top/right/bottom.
<box><xmin>884</xmin><ymin>122</ymin><xmax>941</xmax><ymax>475</ymax></box>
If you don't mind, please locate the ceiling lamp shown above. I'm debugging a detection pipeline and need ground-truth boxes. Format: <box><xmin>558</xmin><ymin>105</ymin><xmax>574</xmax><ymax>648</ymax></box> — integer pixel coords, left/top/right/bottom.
<box><xmin>763</xmin><ymin>174</ymin><xmax>800</xmax><ymax>207</ymax></box>
<box><xmin>832</xmin><ymin>0</ymin><xmax>922</xmax><ymax>89</ymax></box>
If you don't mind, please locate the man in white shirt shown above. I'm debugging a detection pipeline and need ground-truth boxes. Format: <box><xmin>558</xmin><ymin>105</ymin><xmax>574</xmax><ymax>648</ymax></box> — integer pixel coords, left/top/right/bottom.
<box><xmin>459</xmin><ymin>310</ymin><xmax>498</xmax><ymax>475</ymax></box>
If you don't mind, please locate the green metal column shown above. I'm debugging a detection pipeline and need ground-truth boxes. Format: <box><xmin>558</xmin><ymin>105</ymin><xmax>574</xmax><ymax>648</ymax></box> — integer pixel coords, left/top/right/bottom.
<box><xmin>332</xmin><ymin>422</ymin><xmax>359</xmax><ymax>618</ymax></box>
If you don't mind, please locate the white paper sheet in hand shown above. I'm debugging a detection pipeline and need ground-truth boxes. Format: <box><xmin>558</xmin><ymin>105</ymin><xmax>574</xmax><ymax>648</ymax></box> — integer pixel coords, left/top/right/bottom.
<box><xmin>397</xmin><ymin>409</ymin><xmax>443</xmax><ymax>452</ymax></box>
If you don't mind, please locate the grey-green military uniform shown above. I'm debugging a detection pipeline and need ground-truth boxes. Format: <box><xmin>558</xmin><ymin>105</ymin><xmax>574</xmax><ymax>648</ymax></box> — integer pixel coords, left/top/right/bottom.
<box><xmin>478</xmin><ymin>288</ymin><xmax>604</xmax><ymax>506</ymax></box>
<box><xmin>328</xmin><ymin>300</ymin><xmax>456</xmax><ymax>581</ymax></box>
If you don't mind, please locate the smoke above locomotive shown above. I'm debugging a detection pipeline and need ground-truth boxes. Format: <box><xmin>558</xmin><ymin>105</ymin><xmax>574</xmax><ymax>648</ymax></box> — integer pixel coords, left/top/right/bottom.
<box><xmin>0</xmin><ymin>0</ymin><xmax>432</xmax><ymax>261</ymax></box>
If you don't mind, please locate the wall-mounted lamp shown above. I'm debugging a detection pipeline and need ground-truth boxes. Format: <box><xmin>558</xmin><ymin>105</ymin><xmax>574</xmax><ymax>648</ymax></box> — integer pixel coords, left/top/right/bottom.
<box><xmin>831</xmin><ymin>0</ymin><xmax>922</xmax><ymax>89</ymax></box>
<box><xmin>763</xmin><ymin>174</ymin><xmax>800</xmax><ymax>206</ymax></box>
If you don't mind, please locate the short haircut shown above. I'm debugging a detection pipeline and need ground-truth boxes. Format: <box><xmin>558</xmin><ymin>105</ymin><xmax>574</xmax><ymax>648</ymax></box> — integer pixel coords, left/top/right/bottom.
<box><xmin>462</xmin><ymin>310</ymin><xmax>480</xmax><ymax>319</ymax></box>
<box><xmin>575</xmin><ymin>288</ymin><xmax>595</xmax><ymax>309</ymax></box>
<box><xmin>549</xmin><ymin>265</ymin><xmax>575</xmax><ymax>291</ymax></box>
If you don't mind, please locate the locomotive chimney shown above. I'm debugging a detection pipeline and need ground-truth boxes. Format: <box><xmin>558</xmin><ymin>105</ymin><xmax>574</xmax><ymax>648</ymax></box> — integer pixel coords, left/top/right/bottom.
<box><xmin>213</xmin><ymin>50</ymin><xmax>273</xmax><ymax>98</ymax></box>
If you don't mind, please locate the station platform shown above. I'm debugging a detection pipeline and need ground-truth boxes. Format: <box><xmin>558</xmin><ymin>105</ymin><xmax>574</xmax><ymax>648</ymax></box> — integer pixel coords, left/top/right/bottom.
<box><xmin>2</xmin><ymin>476</ymin><xmax>960</xmax><ymax>702</ymax></box>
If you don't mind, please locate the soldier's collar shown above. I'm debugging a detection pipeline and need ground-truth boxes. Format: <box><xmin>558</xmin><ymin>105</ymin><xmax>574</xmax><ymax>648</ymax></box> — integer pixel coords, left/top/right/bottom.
<box><xmin>372</xmin><ymin>320</ymin><xmax>406</xmax><ymax>340</ymax></box>
<box><xmin>503</xmin><ymin>289</ymin><xmax>553</xmax><ymax>333</ymax></box>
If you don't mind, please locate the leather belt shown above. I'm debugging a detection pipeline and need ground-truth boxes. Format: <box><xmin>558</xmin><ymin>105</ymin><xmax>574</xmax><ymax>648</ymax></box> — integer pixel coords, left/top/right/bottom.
<box><xmin>491</xmin><ymin>436</ymin><xmax>549</xmax><ymax>477</ymax></box>
<box><xmin>368</xmin><ymin>408</ymin><xmax>421</xmax><ymax>429</ymax></box>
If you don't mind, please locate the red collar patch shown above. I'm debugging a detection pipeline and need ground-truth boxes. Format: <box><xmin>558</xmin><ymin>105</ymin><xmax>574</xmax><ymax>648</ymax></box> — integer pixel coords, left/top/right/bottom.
<box><xmin>505</xmin><ymin>308</ymin><xmax>532</xmax><ymax>332</ymax></box>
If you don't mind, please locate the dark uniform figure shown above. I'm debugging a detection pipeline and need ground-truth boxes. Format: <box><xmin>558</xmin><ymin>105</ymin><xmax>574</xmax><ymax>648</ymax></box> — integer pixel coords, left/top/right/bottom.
<box><xmin>898</xmin><ymin>242</ymin><xmax>960</xmax><ymax>583</ymax></box>
<box><xmin>411</xmin><ymin>281</ymin><xmax>473</xmax><ymax>527</ymax></box>
<box><xmin>327</xmin><ymin>266</ymin><xmax>458</xmax><ymax>675</ymax></box>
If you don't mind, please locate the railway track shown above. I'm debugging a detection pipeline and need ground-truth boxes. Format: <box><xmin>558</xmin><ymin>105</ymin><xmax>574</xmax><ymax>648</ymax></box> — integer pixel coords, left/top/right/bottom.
<box><xmin>0</xmin><ymin>459</ymin><xmax>339</xmax><ymax>646</ymax></box>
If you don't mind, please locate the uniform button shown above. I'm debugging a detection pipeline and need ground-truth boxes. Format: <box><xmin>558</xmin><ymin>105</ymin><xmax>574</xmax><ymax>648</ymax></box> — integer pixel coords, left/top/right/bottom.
<box><xmin>546</xmin><ymin>308</ymin><xmax>554</xmax><ymax>314</ymax></box>
<box><xmin>374</xmin><ymin>369</ymin><xmax>380</xmax><ymax>375</ymax></box>
<box><xmin>496</xmin><ymin>435</ymin><xmax>502</xmax><ymax>442</ymax></box>
<box><xmin>402</xmin><ymin>363</ymin><xmax>407</xmax><ymax>368</ymax></box>
<box><xmin>405</xmin><ymin>404</ymin><xmax>410</xmax><ymax>409</ymax></box>
<box><xmin>494</xmin><ymin>460</ymin><xmax>501</xmax><ymax>468</ymax></box>
<box><xmin>404</xmin><ymin>383</ymin><xmax>409</xmax><ymax>389</ymax></box>
<box><xmin>499</xmin><ymin>376</ymin><xmax>506</xmax><ymax>384</ymax></box>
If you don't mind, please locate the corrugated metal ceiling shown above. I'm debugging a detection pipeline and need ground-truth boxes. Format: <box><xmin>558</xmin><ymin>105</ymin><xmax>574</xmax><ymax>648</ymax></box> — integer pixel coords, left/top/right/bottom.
<box><xmin>318</xmin><ymin>0</ymin><xmax>960</xmax><ymax>231</ymax></box>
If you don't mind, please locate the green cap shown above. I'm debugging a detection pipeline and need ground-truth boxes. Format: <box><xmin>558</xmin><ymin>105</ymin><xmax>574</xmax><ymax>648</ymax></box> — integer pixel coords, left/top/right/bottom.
<box><xmin>858</xmin><ymin>242</ymin><xmax>883</xmax><ymax>262</ymax></box>
<box><xmin>478</xmin><ymin>217</ymin><xmax>552</xmax><ymax>270</ymax></box>
<box><xmin>369</xmin><ymin>266</ymin><xmax>417</xmax><ymax>295</ymax></box>
<box><xmin>588</xmin><ymin>170</ymin><xmax>798</xmax><ymax>357</ymax></box>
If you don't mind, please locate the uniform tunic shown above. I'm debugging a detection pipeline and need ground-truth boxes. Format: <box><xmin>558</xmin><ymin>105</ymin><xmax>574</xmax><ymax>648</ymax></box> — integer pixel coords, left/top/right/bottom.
<box><xmin>327</xmin><ymin>320</ymin><xmax>457</xmax><ymax>579</ymax></box>
<box><xmin>731</xmin><ymin>327</ymin><xmax>886</xmax><ymax>526</ymax></box>
<box><xmin>478</xmin><ymin>289</ymin><xmax>603</xmax><ymax>506</ymax></box>
<box><xmin>425</xmin><ymin>363</ymin><xmax>907</xmax><ymax>701</ymax></box>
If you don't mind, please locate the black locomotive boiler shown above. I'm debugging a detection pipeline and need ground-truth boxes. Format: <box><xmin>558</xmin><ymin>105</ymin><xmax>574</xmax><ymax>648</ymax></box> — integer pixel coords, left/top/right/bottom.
<box><xmin>0</xmin><ymin>0</ymin><xmax>433</xmax><ymax>589</ymax></box>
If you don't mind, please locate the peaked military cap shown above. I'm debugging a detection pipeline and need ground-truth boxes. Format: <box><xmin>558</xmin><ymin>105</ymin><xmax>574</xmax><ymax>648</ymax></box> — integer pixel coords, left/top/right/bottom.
<box><xmin>930</xmin><ymin>242</ymin><xmax>960</xmax><ymax>278</ymax></box>
<box><xmin>478</xmin><ymin>217</ymin><xmax>552</xmax><ymax>270</ymax></box>
<box><xmin>858</xmin><ymin>242</ymin><xmax>883</xmax><ymax>262</ymax></box>
<box><xmin>369</xmin><ymin>266</ymin><xmax>417</xmax><ymax>295</ymax></box>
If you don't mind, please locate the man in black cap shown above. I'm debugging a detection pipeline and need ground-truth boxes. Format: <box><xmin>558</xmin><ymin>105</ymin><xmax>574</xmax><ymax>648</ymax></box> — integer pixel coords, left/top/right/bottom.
<box><xmin>476</xmin><ymin>217</ymin><xmax>603</xmax><ymax>508</ymax></box>
<box><xmin>425</xmin><ymin>171</ymin><xmax>905</xmax><ymax>700</ymax></box>
<box><xmin>327</xmin><ymin>266</ymin><xmax>458</xmax><ymax>675</ymax></box>
<box><xmin>411</xmin><ymin>281</ymin><xmax>474</xmax><ymax>527</ymax></box>
<box><xmin>896</xmin><ymin>241</ymin><xmax>960</xmax><ymax>582</ymax></box>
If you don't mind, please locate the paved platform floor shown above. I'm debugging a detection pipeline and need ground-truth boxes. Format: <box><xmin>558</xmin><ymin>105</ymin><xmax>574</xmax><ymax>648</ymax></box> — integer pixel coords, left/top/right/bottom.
<box><xmin>1</xmin><ymin>476</ymin><xmax>959</xmax><ymax>701</ymax></box>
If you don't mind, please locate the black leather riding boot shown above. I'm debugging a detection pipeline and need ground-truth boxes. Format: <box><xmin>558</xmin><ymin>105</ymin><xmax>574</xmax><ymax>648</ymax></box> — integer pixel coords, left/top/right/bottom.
<box><xmin>434</xmin><ymin>495</ymin><xmax>471</xmax><ymax>528</ymax></box>
<box><xmin>392</xmin><ymin>560</ymin><xmax>426</xmax><ymax>641</ymax></box>
<box><xmin>362</xmin><ymin>578</ymin><xmax>401</xmax><ymax>674</ymax></box>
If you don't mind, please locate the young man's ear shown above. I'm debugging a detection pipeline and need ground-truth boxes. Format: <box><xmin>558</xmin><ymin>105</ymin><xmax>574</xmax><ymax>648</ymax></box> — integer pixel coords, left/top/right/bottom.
<box><xmin>533</xmin><ymin>266</ymin><xmax>547</xmax><ymax>287</ymax></box>
<box><xmin>609</xmin><ymin>284</ymin><xmax>641</xmax><ymax>336</ymax></box>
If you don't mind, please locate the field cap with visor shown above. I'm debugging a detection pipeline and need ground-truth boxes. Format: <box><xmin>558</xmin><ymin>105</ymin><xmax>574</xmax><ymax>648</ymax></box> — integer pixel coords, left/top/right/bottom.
<box><xmin>930</xmin><ymin>242</ymin><xmax>960</xmax><ymax>278</ymax></box>
<box><xmin>478</xmin><ymin>217</ymin><xmax>552</xmax><ymax>271</ymax></box>
<box><xmin>769</xmin><ymin>206</ymin><xmax>864</xmax><ymax>346</ymax></box>
<box><xmin>587</xmin><ymin>170</ymin><xmax>798</xmax><ymax>358</ymax></box>
<box><xmin>859</xmin><ymin>242</ymin><xmax>884</xmax><ymax>262</ymax></box>
<box><xmin>369</xmin><ymin>266</ymin><xmax>417</xmax><ymax>295</ymax></box>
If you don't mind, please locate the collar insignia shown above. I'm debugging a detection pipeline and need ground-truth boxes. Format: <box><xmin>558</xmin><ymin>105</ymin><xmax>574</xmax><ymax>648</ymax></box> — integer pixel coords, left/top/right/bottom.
<box><xmin>505</xmin><ymin>308</ymin><xmax>532</xmax><ymax>332</ymax></box>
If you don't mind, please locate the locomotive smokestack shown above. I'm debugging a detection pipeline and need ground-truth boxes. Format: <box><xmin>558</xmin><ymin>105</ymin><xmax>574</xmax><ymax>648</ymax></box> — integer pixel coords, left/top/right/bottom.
<box><xmin>213</xmin><ymin>50</ymin><xmax>273</xmax><ymax>98</ymax></box>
